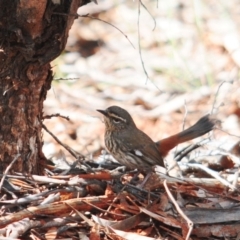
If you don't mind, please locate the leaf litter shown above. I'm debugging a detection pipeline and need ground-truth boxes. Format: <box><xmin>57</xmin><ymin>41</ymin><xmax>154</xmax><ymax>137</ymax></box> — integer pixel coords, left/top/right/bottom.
<box><xmin>2</xmin><ymin>0</ymin><xmax>240</xmax><ymax>239</ymax></box>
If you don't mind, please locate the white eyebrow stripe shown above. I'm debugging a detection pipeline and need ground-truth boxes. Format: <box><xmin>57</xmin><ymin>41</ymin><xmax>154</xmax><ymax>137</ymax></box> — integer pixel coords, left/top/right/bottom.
<box><xmin>108</xmin><ymin>113</ymin><xmax>126</xmax><ymax>122</ymax></box>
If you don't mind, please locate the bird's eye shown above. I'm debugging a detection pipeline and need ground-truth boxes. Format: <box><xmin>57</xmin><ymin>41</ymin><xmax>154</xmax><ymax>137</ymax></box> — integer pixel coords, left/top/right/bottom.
<box><xmin>113</xmin><ymin>118</ymin><xmax>121</xmax><ymax>124</ymax></box>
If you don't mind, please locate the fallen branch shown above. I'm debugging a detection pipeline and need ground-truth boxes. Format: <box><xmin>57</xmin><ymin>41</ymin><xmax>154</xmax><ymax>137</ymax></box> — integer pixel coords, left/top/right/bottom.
<box><xmin>0</xmin><ymin>195</ymin><xmax>112</xmax><ymax>228</ymax></box>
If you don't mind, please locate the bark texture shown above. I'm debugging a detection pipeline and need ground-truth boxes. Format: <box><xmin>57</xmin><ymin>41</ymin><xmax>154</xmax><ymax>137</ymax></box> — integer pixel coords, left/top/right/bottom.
<box><xmin>0</xmin><ymin>0</ymin><xmax>88</xmax><ymax>174</ymax></box>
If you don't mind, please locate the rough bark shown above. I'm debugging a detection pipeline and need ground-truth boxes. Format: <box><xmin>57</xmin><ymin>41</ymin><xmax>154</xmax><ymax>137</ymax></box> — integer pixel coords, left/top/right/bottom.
<box><xmin>0</xmin><ymin>0</ymin><xmax>88</xmax><ymax>174</ymax></box>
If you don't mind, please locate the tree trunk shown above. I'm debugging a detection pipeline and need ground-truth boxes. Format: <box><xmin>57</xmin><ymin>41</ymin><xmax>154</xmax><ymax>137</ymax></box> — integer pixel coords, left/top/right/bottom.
<box><xmin>0</xmin><ymin>0</ymin><xmax>88</xmax><ymax>174</ymax></box>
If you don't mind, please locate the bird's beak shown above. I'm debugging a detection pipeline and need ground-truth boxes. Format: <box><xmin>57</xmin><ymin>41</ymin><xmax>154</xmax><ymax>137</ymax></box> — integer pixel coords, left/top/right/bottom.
<box><xmin>97</xmin><ymin>109</ymin><xmax>108</xmax><ymax>117</ymax></box>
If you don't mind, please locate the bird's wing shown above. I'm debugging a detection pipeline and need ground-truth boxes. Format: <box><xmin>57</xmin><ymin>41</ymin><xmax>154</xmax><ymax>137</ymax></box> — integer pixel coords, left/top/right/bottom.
<box><xmin>122</xmin><ymin>130</ymin><xmax>165</xmax><ymax>167</ymax></box>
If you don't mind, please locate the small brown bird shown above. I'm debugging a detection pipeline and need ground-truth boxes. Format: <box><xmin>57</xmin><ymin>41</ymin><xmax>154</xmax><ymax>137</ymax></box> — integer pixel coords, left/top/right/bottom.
<box><xmin>97</xmin><ymin>106</ymin><xmax>216</xmax><ymax>171</ymax></box>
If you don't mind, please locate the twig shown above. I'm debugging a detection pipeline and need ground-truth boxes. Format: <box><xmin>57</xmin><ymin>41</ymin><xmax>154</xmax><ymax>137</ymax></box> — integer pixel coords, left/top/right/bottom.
<box><xmin>174</xmin><ymin>138</ymin><xmax>209</xmax><ymax>162</ymax></box>
<box><xmin>125</xmin><ymin>183</ymin><xmax>160</xmax><ymax>199</ymax></box>
<box><xmin>53</xmin><ymin>77</ymin><xmax>81</xmax><ymax>81</ymax></box>
<box><xmin>173</xmin><ymin>100</ymin><xmax>189</xmax><ymax>157</ymax></box>
<box><xmin>218</xmin><ymin>128</ymin><xmax>240</xmax><ymax>139</ymax></box>
<box><xmin>185</xmin><ymin>163</ymin><xmax>237</xmax><ymax>191</ymax></box>
<box><xmin>0</xmin><ymin>154</ymin><xmax>20</xmax><ymax>192</ymax></box>
<box><xmin>42</xmin><ymin>113</ymin><xmax>70</xmax><ymax>121</ymax></box>
<box><xmin>211</xmin><ymin>80</ymin><xmax>233</xmax><ymax>115</ymax></box>
<box><xmin>104</xmin><ymin>185</ymin><xmax>127</xmax><ymax>216</ymax></box>
<box><xmin>53</xmin><ymin>12</ymin><xmax>135</xmax><ymax>49</ymax></box>
<box><xmin>182</xmin><ymin>100</ymin><xmax>188</xmax><ymax>131</ymax></box>
<box><xmin>42</xmin><ymin>123</ymin><xmax>83</xmax><ymax>160</ymax></box>
<box><xmin>65</xmin><ymin>202</ymin><xmax>95</xmax><ymax>227</ymax></box>
<box><xmin>0</xmin><ymin>195</ymin><xmax>111</xmax><ymax>227</ymax></box>
<box><xmin>139</xmin><ymin>0</ymin><xmax>156</xmax><ymax>31</ymax></box>
<box><xmin>137</xmin><ymin>0</ymin><xmax>149</xmax><ymax>82</ymax></box>
<box><xmin>137</xmin><ymin>2</ymin><xmax>163</xmax><ymax>92</ymax></box>
<box><xmin>82</xmin><ymin>200</ymin><xmax>126</xmax><ymax>218</ymax></box>
<box><xmin>175</xmin><ymin>143</ymin><xmax>201</xmax><ymax>162</ymax></box>
<box><xmin>163</xmin><ymin>180</ymin><xmax>193</xmax><ymax>240</ymax></box>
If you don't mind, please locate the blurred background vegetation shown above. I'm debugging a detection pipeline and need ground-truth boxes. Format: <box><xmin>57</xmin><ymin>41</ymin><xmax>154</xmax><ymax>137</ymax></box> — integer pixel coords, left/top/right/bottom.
<box><xmin>44</xmin><ymin>0</ymin><xmax>240</xmax><ymax>159</ymax></box>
